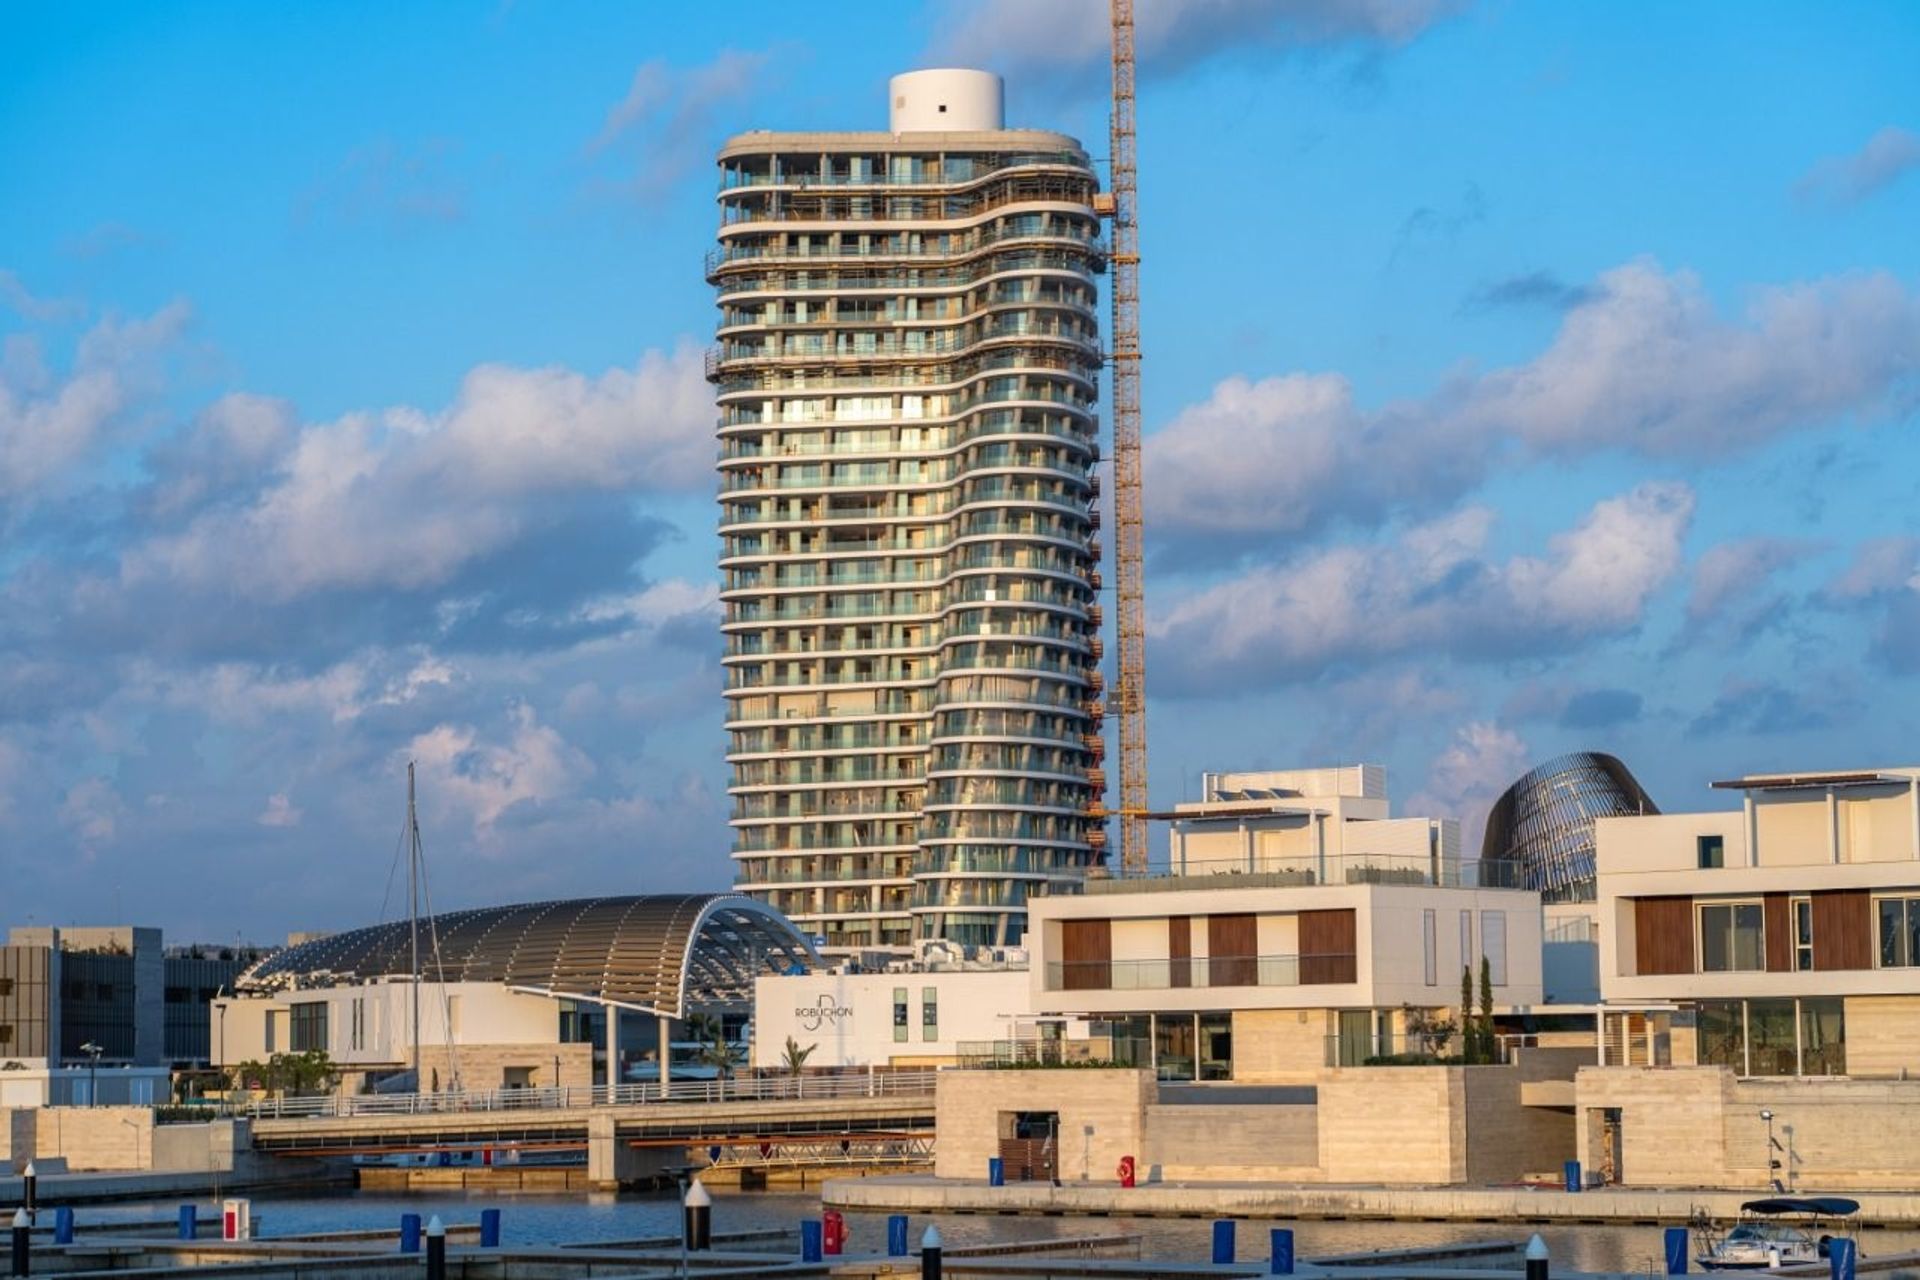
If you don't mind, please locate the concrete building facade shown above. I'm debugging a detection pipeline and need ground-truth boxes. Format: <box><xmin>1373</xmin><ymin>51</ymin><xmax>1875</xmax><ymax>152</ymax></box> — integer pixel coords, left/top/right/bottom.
<box><xmin>750</xmin><ymin>962</ymin><xmax>1094</xmax><ymax>1070</ymax></box>
<box><xmin>1021</xmin><ymin>766</ymin><xmax>1544</xmax><ymax>1080</ymax></box>
<box><xmin>710</xmin><ymin>69</ymin><xmax>1106</xmax><ymax>954</ymax></box>
<box><xmin>1594</xmin><ymin>766</ymin><xmax>1920</xmax><ymax>1078</ymax></box>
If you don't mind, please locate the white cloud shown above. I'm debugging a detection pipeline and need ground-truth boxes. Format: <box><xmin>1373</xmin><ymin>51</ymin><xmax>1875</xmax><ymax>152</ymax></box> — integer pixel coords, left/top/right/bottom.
<box><xmin>0</xmin><ymin>301</ymin><xmax>190</xmax><ymax>503</ymax></box>
<box><xmin>124</xmin><ymin>341</ymin><xmax>711</xmax><ymax>599</ymax></box>
<box><xmin>1407</xmin><ymin>721</ymin><xmax>1530</xmax><ymax>853</ymax></box>
<box><xmin>1152</xmin><ymin>482</ymin><xmax>1694</xmax><ymax>688</ymax></box>
<box><xmin>1147</xmin><ymin>261</ymin><xmax>1920</xmax><ymax>541</ymax></box>
<box><xmin>258</xmin><ymin>792</ymin><xmax>304</xmax><ymax>828</ymax></box>
<box><xmin>1795</xmin><ymin>125</ymin><xmax>1920</xmax><ymax>206</ymax></box>
<box><xmin>60</xmin><ymin>776</ymin><xmax>126</xmax><ymax>856</ymax></box>
<box><xmin>407</xmin><ymin>703</ymin><xmax>593</xmax><ymax>839</ymax></box>
<box><xmin>1823</xmin><ymin>536</ymin><xmax>1920</xmax><ymax>601</ymax></box>
<box><xmin>1686</xmin><ymin>537</ymin><xmax>1813</xmax><ymax>622</ymax></box>
<box><xmin>0</xmin><ymin>269</ymin><xmax>84</xmax><ymax>323</ymax></box>
<box><xmin>934</xmin><ymin>0</ymin><xmax>1459</xmax><ymax>80</ymax></box>
<box><xmin>588</xmin><ymin>50</ymin><xmax>774</xmax><ymax>198</ymax></box>
<box><xmin>296</xmin><ymin>138</ymin><xmax>466</xmax><ymax>228</ymax></box>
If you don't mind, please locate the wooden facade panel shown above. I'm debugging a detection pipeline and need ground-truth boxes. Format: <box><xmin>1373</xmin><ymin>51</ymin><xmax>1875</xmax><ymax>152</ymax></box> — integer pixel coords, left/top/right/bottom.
<box><xmin>1763</xmin><ymin>893</ymin><xmax>1792</xmax><ymax>973</ymax></box>
<box><xmin>1168</xmin><ymin>916</ymin><xmax>1192</xmax><ymax>989</ymax></box>
<box><xmin>1298</xmin><ymin>908</ymin><xmax>1358</xmax><ymax>985</ymax></box>
<box><xmin>1811</xmin><ymin>890</ymin><xmax>1872</xmax><ymax>971</ymax></box>
<box><xmin>1633</xmin><ymin>896</ymin><xmax>1695</xmax><ymax>975</ymax></box>
<box><xmin>1208</xmin><ymin>914</ymin><xmax>1257</xmax><ymax>987</ymax></box>
<box><xmin>1060</xmin><ymin>919</ymin><xmax>1112</xmax><ymax>990</ymax></box>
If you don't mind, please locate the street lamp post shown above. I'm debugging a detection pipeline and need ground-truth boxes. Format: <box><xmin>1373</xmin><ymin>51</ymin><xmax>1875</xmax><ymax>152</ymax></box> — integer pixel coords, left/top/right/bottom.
<box><xmin>1761</xmin><ymin>1109</ymin><xmax>1783</xmax><ymax>1192</ymax></box>
<box><xmin>80</xmin><ymin>1041</ymin><xmax>103</xmax><ymax>1107</ymax></box>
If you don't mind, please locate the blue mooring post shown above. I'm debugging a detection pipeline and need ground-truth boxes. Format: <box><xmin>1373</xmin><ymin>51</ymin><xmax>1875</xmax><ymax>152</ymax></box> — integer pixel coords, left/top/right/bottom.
<box><xmin>399</xmin><ymin>1213</ymin><xmax>422</xmax><ymax>1254</ymax></box>
<box><xmin>479</xmin><ymin>1209</ymin><xmax>500</xmax><ymax>1248</ymax></box>
<box><xmin>1564</xmin><ymin>1160</ymin><xmax>1582</xmax><ymax>1193</ymax></box>
<box><xmin>1665</xmin><ymin>1227</ymin><xmax>1689</xmax><ymax>1275</ymax></box>
<box><xmin>987</xmin><ymin>1157</ymin><xmax>1003</xmax><ymax>1187</ymax></box>
<box><xmin>52</xmin><ymin>1209</ymin><xmax>72</xmax><ymax>1247</ymax></box>
<box><xmin>888</xmin><ymin>1215</ymin><xmax>910</xmax><ymax>1257</ymax></box>
<box><xmin>1212</xmin><ymin>1220</ymin><xmax>1235</xmax><ymax>1265</ymax></box>
<box><xmin>800</xmin><ymin>1221</ymin><xmax>823</xmax><ymax>1263</ymax></box>
<box><xmin>1830</xmin><ymin>1238</ymin><xmax>1857</xmax><ymax>1280</ymax></box>
<box><xmin>176</xmin><ymin>1206</ymin><xmax>196</xmax><ymax>1242</ymax></box>
<box><xmin>1270</xmin><ymin>1227</ymin><xmax>1295</xmax><ymax>1275</ymax></box>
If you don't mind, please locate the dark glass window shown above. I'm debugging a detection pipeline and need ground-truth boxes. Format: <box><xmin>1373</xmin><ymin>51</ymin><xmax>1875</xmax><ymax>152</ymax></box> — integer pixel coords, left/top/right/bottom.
<box><xmin>288</xmin><ymin>1001</ymin><xmax>328</xmax><ymax>1054</ymax></box>
<box><xmin>1747</xmin><ymin>1000</ymin><xmax>1797</xmax><ymax>1076</ymax></box>
<box><xmin>1697</xmin><ymin>1000</ymin><xmax>1746</xmax><ymax>1071</ymax></box>
<box><xmin>1697</xmin><ymin>835</ymin><xmax>1725</xmax><ymax>869</ymax></box>
<box><xmin>1700</xmin><ymin>903</ymin><xmax>1764</xmax><ymax>972</ymax></box>
<box><xmin>1878</xmin><ymin>897</ymin><xmax>1920</xmax><ymax>967</ymax></box>
<box><xmin>1800</xmin><ymin>997</ymin><xmax>1846</xmax><ymax>1076</ymax></box>
<box><xmin>1793</xmin><ymin>899</ymin><xmax>1814</xmax><ymax>972</ymax></box>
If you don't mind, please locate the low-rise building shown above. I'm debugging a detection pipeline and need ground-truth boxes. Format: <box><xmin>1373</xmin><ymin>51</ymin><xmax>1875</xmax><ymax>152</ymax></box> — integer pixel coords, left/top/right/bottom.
<box><xmin>752</xmin><ymin>951</ymin><xmax>1096</xmax><ymax>1070</ymax></box>
<box><xmin>1594</xmin><ymin>766</ymin><xmax>1920</xmax><ymax>1077</ymax></box>
<box><xmin>1028</xmin><ymin>766</ymin><xmax>1545</xmax><ymax>1081</ymax></box>
<box><xmin>215</xmin><ymin>893</ymin><xmax>816</xmax><ymax>1094</ymax></box>
<box><xmin>0</xmin><ymin>925</ymin><xmax>258</xmax><ymax>1104</ymax></box>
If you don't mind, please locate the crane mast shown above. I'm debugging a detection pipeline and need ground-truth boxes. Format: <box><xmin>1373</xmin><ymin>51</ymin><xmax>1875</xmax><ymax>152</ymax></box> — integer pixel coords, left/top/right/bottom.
<box><xmin>1106</xmin><ymin>0</ymin><xmax>1149</xmax><ymax>875</ymax></box>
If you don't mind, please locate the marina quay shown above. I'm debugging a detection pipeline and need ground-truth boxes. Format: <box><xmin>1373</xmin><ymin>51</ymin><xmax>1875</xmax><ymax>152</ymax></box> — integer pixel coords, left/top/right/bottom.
<box><xmin>9</xmin><ymin>5</ymin><xmax>1919</xmax><ymax>1273</ymax></box>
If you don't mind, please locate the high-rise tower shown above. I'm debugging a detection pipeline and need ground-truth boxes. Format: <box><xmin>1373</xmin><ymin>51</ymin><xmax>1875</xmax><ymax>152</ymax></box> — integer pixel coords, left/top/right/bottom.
<box><xmin>709</xmin><ymin>70</ymin><xmax>1106</xmax><ymax>954</ymax></box>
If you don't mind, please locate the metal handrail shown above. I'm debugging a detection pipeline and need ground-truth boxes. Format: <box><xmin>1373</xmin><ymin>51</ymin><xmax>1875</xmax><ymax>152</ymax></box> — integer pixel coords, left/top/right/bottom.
<box><xmin>241</xmin><ymin>1067</ymin><xmax>939</xmax><ymax>1120</ymax></box>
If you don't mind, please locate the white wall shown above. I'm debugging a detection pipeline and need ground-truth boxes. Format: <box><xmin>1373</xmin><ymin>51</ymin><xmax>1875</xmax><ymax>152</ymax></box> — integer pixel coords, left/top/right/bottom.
<box><xmin>751</xmin><ymin>968</ymin><xmax>1052</xmax><ymax>1068</ymax></box>
<box><xmin>214</xmin><ymin>981</ymin><xmax>565</xmax><ymax>1067</ymax></box>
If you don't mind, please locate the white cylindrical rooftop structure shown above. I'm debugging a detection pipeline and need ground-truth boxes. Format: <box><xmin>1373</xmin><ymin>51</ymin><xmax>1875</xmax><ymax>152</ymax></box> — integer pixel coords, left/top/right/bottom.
<box><xmin>889</xmin><ymin>69</ymin><xmax>1003</xmax><ymax>132</ymax></box>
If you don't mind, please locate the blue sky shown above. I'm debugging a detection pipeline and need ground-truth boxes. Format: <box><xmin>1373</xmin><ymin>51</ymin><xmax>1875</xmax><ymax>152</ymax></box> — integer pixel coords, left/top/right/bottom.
<box><xmin>2</xmin><ymin>1</ymin><xmax>1917</xmax><ymax>941</ymax></box>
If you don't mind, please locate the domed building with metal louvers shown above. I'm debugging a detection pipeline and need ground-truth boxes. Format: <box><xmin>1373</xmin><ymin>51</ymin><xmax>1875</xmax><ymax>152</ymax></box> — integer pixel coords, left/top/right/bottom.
<box><xmin>1481</xmin><ymin>753</ymin><xmax>1658</xmax><ymax>903</ymax></box>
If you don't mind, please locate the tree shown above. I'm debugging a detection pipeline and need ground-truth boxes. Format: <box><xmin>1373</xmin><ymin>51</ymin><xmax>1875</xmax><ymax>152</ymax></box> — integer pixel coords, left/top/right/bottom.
<box><xmin>691</xmin><ymin>1018</ymin><xmax>743</xmax><ymax>1099</ymax></box>
<box><xmin>781</xmin><ymin>1036</ymin><xmax>816</xmax><ymax>1075</ymax></box>
<box><xmin>1401</xmin><ymin>1003</ymin><xmax>1456</xmax><ymax>1059</ymax></box>
<box><xmin>1459</xmin><ymin>966</ymin><xmax>1478</xmax><ymax>1063</ymax></box>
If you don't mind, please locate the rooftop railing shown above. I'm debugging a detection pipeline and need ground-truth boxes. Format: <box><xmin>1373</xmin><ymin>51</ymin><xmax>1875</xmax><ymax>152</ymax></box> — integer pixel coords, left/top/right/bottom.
<box><xmin>1054</xmin><ymin>852</ymin><xmax>1526</xmax><ymax>895</ymax></box>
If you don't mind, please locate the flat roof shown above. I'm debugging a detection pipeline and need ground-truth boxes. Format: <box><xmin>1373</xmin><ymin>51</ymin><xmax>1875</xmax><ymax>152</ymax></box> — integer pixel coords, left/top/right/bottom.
<box><xmin>1710</xmin><ymin>771</ymin><xmax>1914</xmax><ymax>791</ymax></box>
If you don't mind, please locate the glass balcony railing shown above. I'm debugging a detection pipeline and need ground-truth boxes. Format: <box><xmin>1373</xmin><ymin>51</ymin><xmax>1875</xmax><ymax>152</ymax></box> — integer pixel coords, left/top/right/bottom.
<box><xmin>1045</xmin><ymin>953</ymin><xmax>1359</xmax><ymax>992</ymax></box>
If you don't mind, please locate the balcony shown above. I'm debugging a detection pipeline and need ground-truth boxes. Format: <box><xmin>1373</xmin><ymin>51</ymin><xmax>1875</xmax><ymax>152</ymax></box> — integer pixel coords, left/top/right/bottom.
<box><xmin>1044</xmin><ymin>952</ymin><xmax>1358</xmax><ymax>992</ymax></box>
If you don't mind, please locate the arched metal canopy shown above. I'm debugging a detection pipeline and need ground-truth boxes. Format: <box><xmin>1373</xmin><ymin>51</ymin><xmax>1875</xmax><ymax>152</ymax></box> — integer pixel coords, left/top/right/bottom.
<box><xmin>237</xmin><ymin>893</ymin><xmax>816</xmax><ymax>1019</ymax></box>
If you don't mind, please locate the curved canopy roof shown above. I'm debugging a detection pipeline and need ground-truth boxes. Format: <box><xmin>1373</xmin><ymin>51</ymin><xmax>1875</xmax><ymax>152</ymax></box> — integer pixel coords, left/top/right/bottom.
<box><xmin>237</xmin><ymin>894</ymin><xmax>815</xmax><ymax>1019</ymax></box>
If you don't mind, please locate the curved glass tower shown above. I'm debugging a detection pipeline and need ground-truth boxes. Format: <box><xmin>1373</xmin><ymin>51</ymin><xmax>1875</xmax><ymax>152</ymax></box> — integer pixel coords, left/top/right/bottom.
<box><xmin>709</xmin><ymin>71</ymin><xmax>1105</xmax><ymax>953</ymax></box>
<box><xmin>1481</xmin><ymin>752</ymin><xmax>1658</xmax><ymax>902</ymax></box>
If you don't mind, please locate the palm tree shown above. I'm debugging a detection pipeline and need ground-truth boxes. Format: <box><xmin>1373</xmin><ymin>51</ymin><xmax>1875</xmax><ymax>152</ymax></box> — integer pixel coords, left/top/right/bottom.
<box><xmin>781</xmin><ymin>1036</ymin><xmax>816</xmax><ymax>1096</ymax></box>
<box><xmin>691</xmin><ymin>1018</ymin><xmax>743</xmax><ymax>1099</ymax></box>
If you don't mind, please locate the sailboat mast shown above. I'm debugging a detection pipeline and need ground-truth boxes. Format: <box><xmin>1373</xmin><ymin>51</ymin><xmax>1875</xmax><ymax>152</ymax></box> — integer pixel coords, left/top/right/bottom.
<box><xmin>407</xmin><ymin>761</ymin><xmax>421</xmax><ymax>1087</ymax></box>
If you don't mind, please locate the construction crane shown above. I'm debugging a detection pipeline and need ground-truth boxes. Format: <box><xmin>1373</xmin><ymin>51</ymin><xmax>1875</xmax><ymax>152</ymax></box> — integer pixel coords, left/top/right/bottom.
<box><xmin>1104</xmin><ymin>0</ymin><xmax>1150</xmax><ymax>875</ymax></box>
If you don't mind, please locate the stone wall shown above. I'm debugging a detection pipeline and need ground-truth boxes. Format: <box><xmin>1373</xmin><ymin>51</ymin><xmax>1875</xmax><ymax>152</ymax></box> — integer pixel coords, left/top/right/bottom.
<box><xmin>1576</xmin><ymin>1066</ymin><xmax>1920</xmax><ymax>1189</ymax></box>
<box><xmin>1463</xmin><ymin>1049</ymin><xmax>1581</xmax><ymax>1183</ymax></box>
<box><xmin>1843</xmin><ymin>995</ymin><xmax>1920</xmax><ymax>1078</ymax></box>
<box><xmin>1232</xmin><ymin>1009</ymin><xmax>1330</xmax><ymax>1081</ymax></box>
<box><xmin>1146</xmin><ymin>1103</ymin><xmax>1318</xmax><ymax>1180</ymax></box>
<box><xmin>933</xmin><ymin>1068</ymin><xmax>1153</xmax><ymax>1181</ymax></box>
<box><xmin>1317</xmin><ymin>1067</ymin><xmax>1465</xmax><ymax>1184</ymax></box>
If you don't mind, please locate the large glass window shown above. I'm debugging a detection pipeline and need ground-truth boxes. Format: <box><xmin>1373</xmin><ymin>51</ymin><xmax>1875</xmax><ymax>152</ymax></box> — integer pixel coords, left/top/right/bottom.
<box><xmin>288</xmin><ymin>1001</ymin><xmax>328</xmax><ymax>1054</ymax></box>
<box><xmin>1697</xmin><ymin>1000</ymin><xmax>1746</xmax><ymax>1071</ymax></box>
<box><xmin>1799</xmin><ymin>998</ymin><xmax>1846</xmax><ymax>1076</ymax></box>
<box><xmin>1198</xmin><ymin>1012</ymin><xmax>1233</xmax><ymax>1081</ymax></box>
<box><xmin>1154</xmin><ymin>1013</ymin><xmax>1197</xmax><ymax>1082</ymax></box>
<box><xmin>1699</xmin><ymin>902</ymin><xmax>1765</xmax><ymax>972</ymax></box>
<box><xmin>1747</xmin><ymin>999</ymin><xmax>1798</xmax><ymax>1076</ymax></box>
<box><xmin>1877</xmin><ymin>897</ymin><xmax>1920</xmax><ymax>967</ymax></box>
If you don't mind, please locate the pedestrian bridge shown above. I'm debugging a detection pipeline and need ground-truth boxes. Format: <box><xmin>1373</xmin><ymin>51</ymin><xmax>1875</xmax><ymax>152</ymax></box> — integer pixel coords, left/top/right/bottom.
<box><xmin>242</xmin><ymin>1071</ymin><xmax>938</xmax><ymax>1188</ymax></box>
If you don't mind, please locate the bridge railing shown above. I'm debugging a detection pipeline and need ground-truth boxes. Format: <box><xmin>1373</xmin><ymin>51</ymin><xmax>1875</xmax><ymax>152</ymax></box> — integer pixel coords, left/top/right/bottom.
<box><xmin>240</xmin><ymin>1068</ymin><xmax>940</xmax><ymax>1120</ymax></box>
